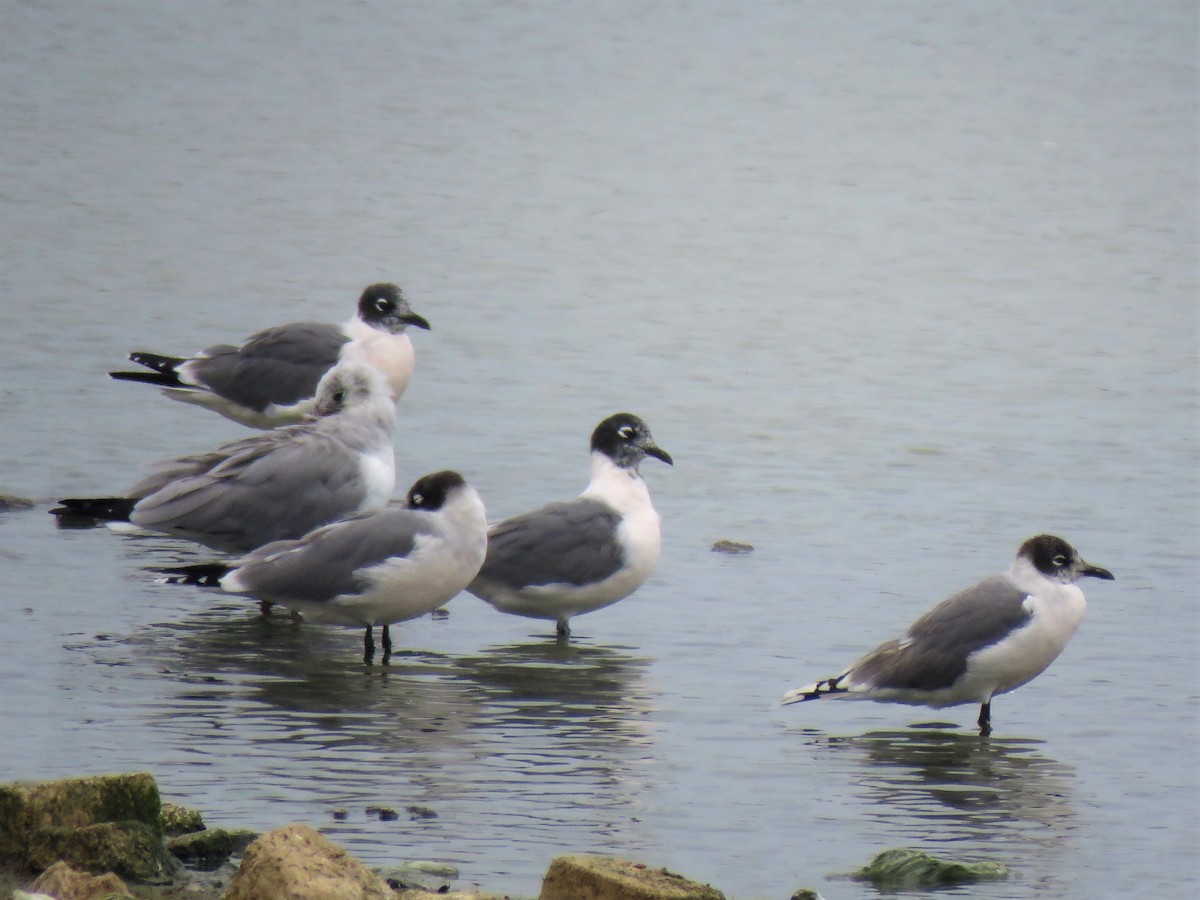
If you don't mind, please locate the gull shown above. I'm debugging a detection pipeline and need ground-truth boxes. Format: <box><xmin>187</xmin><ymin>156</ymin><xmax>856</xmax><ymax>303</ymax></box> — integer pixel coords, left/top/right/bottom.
<box><xmin>467</xmin><ymin>412</ymin><xmax>672</xmax><ymax>637</ymax></box>
<box><xmin>52</xmin><ymin>359</ymin><xmax>396</xmax><ymax>553</ymax></box>
<box><xmin>163</xmin><ymin>470</ymin><xmax>487</xmax><ymax>664</ymax></box>
<box><xmin>780</xmin><ymin>534</ymin><xmax>1114</xmax><ymax>735</ymax></box>
<box><xmin>109</xmin><ymin>282</ymin><xmax>429</xmax><ymax>428</ymax></box>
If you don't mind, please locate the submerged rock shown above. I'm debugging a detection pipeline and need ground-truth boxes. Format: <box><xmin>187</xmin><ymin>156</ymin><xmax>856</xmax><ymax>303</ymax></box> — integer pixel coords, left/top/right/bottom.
<box><xmin>852</xmin><ymin>848</ymin><xmax>1009</xmax><ymax>889</ymax></box>
<box><xmin>166</xmin><ymin>827</ymin><xmax>257</xmax><ymax>869</ymax></box>
<box><xmin>540</xmin><ymin>855</ymin><xmax>725</xmax><ymax>900</ymax></box>
<box><xmin>710</xmin><ymin>539</ymin><xmax>754</xmax><ymax>554</ymax></box>
<box><xmin>0</xmin><ymin>494</ymin><xmax>35</xmax><ymax>513</ymax></box>
<box><xmin>223</xmin><ymin>823</ymin><xmax>393</xmax><ymax>900</ymax></box>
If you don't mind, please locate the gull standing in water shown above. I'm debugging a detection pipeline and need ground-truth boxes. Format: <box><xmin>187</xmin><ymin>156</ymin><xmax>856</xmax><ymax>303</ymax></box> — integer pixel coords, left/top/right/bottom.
<box><xmin>467</xmin><ymin>412</ymin><xmax>672</xmax><ymax>638</ymax></box>
<box><xmin>780</xmin><ymin>534</ymin><xmax>1114</xmax><ymax>735</ymax></box>
<box><xmin>163</xmin><ymin>470</ymin><xmax>488</xmax><ymax>664</ymax></box>
<box><xmin>110</xmin><ymin>282</ymin><xmax>429</xmax><ymax>428</ymax></box>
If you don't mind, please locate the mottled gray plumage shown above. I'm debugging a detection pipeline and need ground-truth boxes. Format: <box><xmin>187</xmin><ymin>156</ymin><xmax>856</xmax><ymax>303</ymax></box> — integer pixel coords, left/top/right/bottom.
<box><xmin>55</xmin><ymin>359</ymin><xmax>396</xmax><ymax>553</ymax></box>
<box><xmin>478</xmin><ymin>499</ymin><xmax>624</xmax><ymax>590</ymax></box>
<box><xmin>850</xmin><ymin>575</ymin><xmax>1032</xmax><ymax>692</ymax></box>
<box><xmin>128</xmin><ymin>422</ymin><xmax>383</xmax><ymax>551</ymax></box>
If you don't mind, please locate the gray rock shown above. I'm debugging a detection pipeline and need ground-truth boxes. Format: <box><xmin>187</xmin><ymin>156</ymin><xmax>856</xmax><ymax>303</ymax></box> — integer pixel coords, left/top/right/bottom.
<box><xmin>710</xmin><ymin>539</ymin><xmax>753</xmax><ymax>554</ymax></box>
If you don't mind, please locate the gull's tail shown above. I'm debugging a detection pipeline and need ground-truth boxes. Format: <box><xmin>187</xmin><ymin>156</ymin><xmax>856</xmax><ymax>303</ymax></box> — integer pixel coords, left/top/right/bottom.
<box><xmin>159</xmin><ymin>562</ymin><xmax>231</xmax><ymax>587</ymax></box>
<box><xmin>50</xmin><ymin>497</ymin><xmax>136</xmax><ymax>522</ymax></box>
<box><xmin>109</xmin><ymin>352</ymin><xmax>187</xmax><ymax>387</ymax></box>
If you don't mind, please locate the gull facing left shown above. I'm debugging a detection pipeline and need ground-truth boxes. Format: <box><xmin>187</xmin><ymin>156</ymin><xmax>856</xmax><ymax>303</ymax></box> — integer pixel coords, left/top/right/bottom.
<box><xmin>780</xmin><ymin>534</ymin><xmax>1114</xmax><ymax>735</ymax></box>
<box><xmin>164</xmin><ymin>470</ymin><xmax>487</xmax><ymax>664</ymax></box>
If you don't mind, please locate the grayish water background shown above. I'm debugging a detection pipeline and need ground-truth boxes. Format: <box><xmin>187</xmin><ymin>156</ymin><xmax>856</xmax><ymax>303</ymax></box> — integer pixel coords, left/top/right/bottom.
<box><xmin>1</xmin><ymin>1</ymin><xmax>1195</xmax><ymax>896</ymax></box>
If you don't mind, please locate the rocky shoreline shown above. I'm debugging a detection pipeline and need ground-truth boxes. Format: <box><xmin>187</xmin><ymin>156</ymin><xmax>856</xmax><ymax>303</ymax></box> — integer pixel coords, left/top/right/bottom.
<box><xmin>1</xmin><ymin>772</ymin><xmax>1009</xmax><ymax>899</ymax></box>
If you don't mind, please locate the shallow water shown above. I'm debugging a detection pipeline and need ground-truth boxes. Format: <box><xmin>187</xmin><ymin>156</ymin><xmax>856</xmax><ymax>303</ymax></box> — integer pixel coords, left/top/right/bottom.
<box><xmin>1</xmin><ymin>2</ymin><xmax>1196</xmax><ymax>897</ymax></box>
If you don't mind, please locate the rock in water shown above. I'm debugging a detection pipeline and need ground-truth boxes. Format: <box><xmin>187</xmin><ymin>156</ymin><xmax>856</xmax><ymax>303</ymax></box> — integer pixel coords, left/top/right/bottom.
<box><xmin>0</xmin><ymin>773</ymin><xmax>176</xmax><ymax>881</ymax></box>
<box><xmin>224</xmin><ymin>823</ymin><xmax>393</xmax><ymax>900</ymax></box>
<box><xmin>852</xmin><ymin>848</ymin><xmax>1009</xmax><ymax>889</ymax></box>
<box><xmin>27</xmin><ymin>860</ymin><xmax>133</xmax><ymax>899</ymax></box>
<box><xmin>540</xmin><ymin>855</ymin><xmax>725</xmax><ymax>900</ymax></box>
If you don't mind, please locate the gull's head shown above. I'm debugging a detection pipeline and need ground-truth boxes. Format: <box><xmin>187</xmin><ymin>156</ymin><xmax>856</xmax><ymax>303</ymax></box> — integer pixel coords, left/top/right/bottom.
<box><xmin>357</xmin><ymin>282</ymin><xmax>431</xmax><ymax>335</ymax></box>
<box><xmin>405</xmin><ymin>470</ymin><xmax>469</xmax><ymax>512</ymax></box>
<box><xmin>312</xmin><ymin>359</ymin><xmax>394</xmax><ymax>417</ymax></box>
<box><xmin>1018</xmin><ymin>533</ymin><xmax>1114</xmax><ymax>584</ymax></box>
<box><xmin>591</xmin><ymin>412</ymin><xmax>673</xmax><ymax>471</ymax></box>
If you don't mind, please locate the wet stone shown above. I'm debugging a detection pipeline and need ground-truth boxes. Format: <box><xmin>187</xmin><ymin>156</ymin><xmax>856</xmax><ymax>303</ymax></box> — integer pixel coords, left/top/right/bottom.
<box><xmin>852</xmin><ymin>848</ymin><xmax>1009</xmax><ymax>889</ymax></box>
<box><xmin>710</xmin><ymin>539</ymin><xmax>754</xmax><ymax>554</ymax></box>
<box><xmin>540</xmin><ymin>854</ymin><xmax>725</xmax><ymax>900</ymax></box>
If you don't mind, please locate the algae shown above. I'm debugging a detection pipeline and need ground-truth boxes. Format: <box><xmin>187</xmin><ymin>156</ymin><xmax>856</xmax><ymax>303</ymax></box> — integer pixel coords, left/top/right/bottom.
<box><xmin>852</xmin><ymin>847</ymin><xmax>1009</xmax><ymax>889</ymax></box>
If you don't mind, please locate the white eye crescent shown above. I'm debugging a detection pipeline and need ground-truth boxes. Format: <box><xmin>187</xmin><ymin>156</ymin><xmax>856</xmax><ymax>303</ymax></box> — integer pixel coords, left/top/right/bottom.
<box><xmin>617</xmin><ymin>425</ymin><xmax>635</xmax><ymax>440</ymax></box>
<box><xmin>1052</xmin><ymin>554</ymin><xmax>1068</xmax><ymax>567</ymax></box>
<box><xmin>411</xmin><ymin>493</ymin><xmax>424</xmax><ymax>507</ymax></box>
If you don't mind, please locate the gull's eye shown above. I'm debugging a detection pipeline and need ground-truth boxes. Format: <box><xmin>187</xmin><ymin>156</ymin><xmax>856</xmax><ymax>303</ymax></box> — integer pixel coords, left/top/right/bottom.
<box><xmin>1052</xmin><ymin>553</ymin><xmax>1068</xmax><ymax>567</ymax></box>
<box><xmin>617</xmin><ymin>425</ymin><xmax>635</xmax><ymax>440</ymax></box>
<box><xmin>332</xmin><ymin>389</ymin><xmax>346</xmax><ymax>406</ymax></box>
<box><xmin>374</xmin><ymin>297</ymin><xmax>392</xmax><ymax>313</ymax></box>
<box><xmin>410</xmin><ymin>492</ymin><xmax>424</xmax><ymax>507</ymax></box>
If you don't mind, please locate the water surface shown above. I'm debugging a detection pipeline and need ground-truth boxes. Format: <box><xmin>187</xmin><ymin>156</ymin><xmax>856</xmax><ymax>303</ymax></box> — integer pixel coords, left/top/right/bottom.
<box><xmin>1</xmin><ymin>2</ymin><xmax>1195</xmax><ymax>897</ymax></box>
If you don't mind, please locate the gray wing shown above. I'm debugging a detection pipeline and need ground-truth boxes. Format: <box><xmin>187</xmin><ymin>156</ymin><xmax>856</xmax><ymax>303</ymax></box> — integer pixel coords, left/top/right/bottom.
<box><xmin>130</xmin><ymin>428</ymin><xmax>368</xmax><ymax>551</ymax></box>
<box><xmin>189</xmin><ymin>323</ymin><xmax>348</xmax><ymax>412</ymax></box>
<box><xmin>124</xmin><ymin>432</ymin><xmax>281</xmax><ymax>499</ymax></box>
<box><xmin>851</xmin><ymin>575</ymin><xmax>1033</xmax><ymax>692</ymax></box>
<box><xmin>478</xmin><ymin>498</ymin><xmax>623</xmax><ymax>590</ymax></box>
<box><xmin>232</xmin><ymin>506</ymin><xmax>433</xmax><ymax>603</ymax></box>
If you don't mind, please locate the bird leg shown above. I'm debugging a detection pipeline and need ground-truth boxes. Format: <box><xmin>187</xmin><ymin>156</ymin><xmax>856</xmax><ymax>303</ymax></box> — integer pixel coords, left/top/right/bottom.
<box><xmin>381</xmin><ymin>624</ymin><xmax>392</xmax><ymax>665</ymax></box>
<box><xmin>977</xmin><ymin>702</ymin><xmax>992</xmax><ymax>737</ymax></box>
<box><xmin>363</xmin><ymin>625</ymin><xmax>375</xmax><ymax>665</ymax></box>
<box><xmin>259</xmin><ymin>599</ymin><xmax>274</xmax><ymax>618</ymax></box>
<box><xmin>556</xmin><ymin>619</ymin><xmax>571</xmax><ymax>639</ymax></box>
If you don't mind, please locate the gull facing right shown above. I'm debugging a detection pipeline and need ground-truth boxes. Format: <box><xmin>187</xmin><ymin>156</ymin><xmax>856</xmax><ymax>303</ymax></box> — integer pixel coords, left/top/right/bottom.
<box><xmin>110</xmin><ymin>282</ymin><xmax>429</xmax><ymax>428</ymax></box>
<box><xmin>163</xmin><ymin>470</ymin><xmax>487</xmax><ymax>664</ymax></box>
<box><xmin>467</xmin><ymin>412</ymin><xmax>672</xmax><ymax>637</ymax></box>
<box><xmin>780</xmin><ymin>534</ymin><xmax>1114</xmax><ymax>735</ymax></box>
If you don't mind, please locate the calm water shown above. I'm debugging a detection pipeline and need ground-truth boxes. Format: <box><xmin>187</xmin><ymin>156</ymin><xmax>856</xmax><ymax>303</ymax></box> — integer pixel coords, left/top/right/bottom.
<box><xmin>1</xmin><ymin>2</ymin><xmax>1196</xmax><ymax>897</ymax></box>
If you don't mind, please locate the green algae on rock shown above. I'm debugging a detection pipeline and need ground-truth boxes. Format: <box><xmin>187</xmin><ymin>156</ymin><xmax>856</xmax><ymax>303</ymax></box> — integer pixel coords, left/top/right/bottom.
<box><xmin>0</xmin><ymin>773</ymin><xmax>175</xmax><ymax>880</ymax></box>
<box><xmin>851</xmin><ymin>848</ymin><xmax>1009</xmax><ymax>889</ymax></box>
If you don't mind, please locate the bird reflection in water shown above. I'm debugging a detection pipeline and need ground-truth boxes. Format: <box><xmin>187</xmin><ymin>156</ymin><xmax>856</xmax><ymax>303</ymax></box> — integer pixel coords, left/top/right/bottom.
<box><xmin>797</xmin><ymin>726</ymin><xmax>1078</xmax><ymax>893</ymax></box>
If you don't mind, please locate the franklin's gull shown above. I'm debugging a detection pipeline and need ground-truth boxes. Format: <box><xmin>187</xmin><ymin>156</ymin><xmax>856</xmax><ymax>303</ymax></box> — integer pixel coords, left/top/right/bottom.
<box><xmin>110</xmin><ymin>282</ymin><xmax>429</xmax><ymax>428</ymax></box>
<box><xmin>780</xmin><ymin>534</ymin><xmax>1114</xmax><ymax>735</ymax></box>
<box><xmin>467</xmin><ymin>412</ymin><xmax>672</xmax><ymax>637</ymax></box>
<box><xmin>164</xmin><ymin>470</ymin><xmax>487</xmax><ymax>663</ymax></box>
<box><xmin>53</xmin><ymin>359</ymin><xmax>397</xmax><ymax>552</ymax></box>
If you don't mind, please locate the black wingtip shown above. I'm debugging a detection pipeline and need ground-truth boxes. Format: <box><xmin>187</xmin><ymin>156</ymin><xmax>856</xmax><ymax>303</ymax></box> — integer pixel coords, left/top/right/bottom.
<box><xmin>50</xmin><ymin>497</ymin><xmax>136</xmax><ymax>522</ymax></box>
<box><xmin>109</xmin><ymin>370</ymin><xmax>182</xmax><ymax>387</ymax></box>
